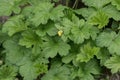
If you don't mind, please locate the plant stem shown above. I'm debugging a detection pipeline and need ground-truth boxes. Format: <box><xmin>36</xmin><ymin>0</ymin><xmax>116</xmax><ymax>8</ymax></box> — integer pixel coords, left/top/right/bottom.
<box><xmin>66</xmin><ymin>0</ymin><xmax>69</xmax><ymax>7</ymax></box>
<box><xmin>72</xmin><ymin>0</ymin><xmax>78</xmax><ymax>9</ymax></box>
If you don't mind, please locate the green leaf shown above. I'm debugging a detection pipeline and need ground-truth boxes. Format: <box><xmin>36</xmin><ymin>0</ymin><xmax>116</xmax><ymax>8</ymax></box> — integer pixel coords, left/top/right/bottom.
<box><xmin>96</xmin><ymin>31</ymin><xmax>120</xmax><ymax>55</ymax></box>
<box><xmin>70</xmin><ymin>15</ymin><xmax>91</xmax><ymax>44</ymax></box>
<box><xmin>28</xmin><ymin>0</ymin><xmax>51</xmax><ymax>5</ymax></box>
<box><xmin>86</xmin><ymin>59</ymin><xmax>101</xmax><ymax>74</ymax></box>
<box><xmin>30</xmin><ymin>2</ymin><xmax>65</xmax><ymax>26</ymax></box>
<box><xmin>3</xmin><ymin>35</ymin><xmax>30</xmax><ymax>66</ymax></box>
<box><xmin>111</xmin><ymin>0</ymin><xmax>120</xmax><ymax>10</ymax></box>
<box><xmin>75</xmin><ymin>4</ymin><xmax>120</xmax><ymax>21</ymax></box>
<box><xmin>0</xmin><ymin>0</ymin><xmax>22</xmax><ymax>16</ymax></box>
<box><xmin>20</xmin><ymin>61</ymin><xmax>47</xmax><ymax>80</ymax></box>
<box><xmin>72</xmin><ymin>14</ymin><xmax>85</xmax><ymax>27</ymax></box>
<box><xmin>62</xmin><ymin>53</ymin><xmax>76</xmax><ymax>64</ymax></box>
<box><xmin>103</xmin><ymin>4</ymin><xmax>120</xmax><ymax>21</ymax></box>
<box><xmin>50</xmin><ymin>58</ymin><xmax>63</xmax><ymax>68</ymax></box>
<box><xmin>82</xmin><ymin>0</ymin><xmax>111</xmax><ymax>9</ymax></box>
<box><xmin>3</xmin><ymin>36</ymin><xmax>48</xmax><ymax>80</ymax></box>
<box><xmin>105</xmin><ymin>55</ymin><xmax>120</xmax><ymax>73</ymax></box>
<box><xmin>62</xmin><ymin>44</ymin><xmax>79</xmax><ymax>64</ymax></box>
<box><xmin>111</xmin><ymin>21</ymin><xmax>119</xmax><ymax>29</ymax></box>
<box><xmin>56</xmin><ymin>18</ymin><xmax>73</xmax><ymax>35</ymax></box>
<box><xmin>36</xmin><ymin>21</ymin><xmax>57</xmax><ymax>37</ymax></box>
<box><xmin>30</xmin><ymin>2</ymin><xmax>54</xmax><ymax>26</ymax></box>
<box><xmin>42</xmin><ymin>38</ymin><xmax>70</xmax><ymax>58</ymax></box>
<box><xmin>71</xmin><ymin>22</ymin><xmax>90</xmax><ymax>44</ymax></box>
<box><xmin>2</xmin><ymin>15</ymin><xmax>27</xmax><ymax>36</ymax></box>
<box><xmin>96</xmin><ymin>31</ymin><xmax>116</xmax><ymax>47</ymax></box>
<box><xmin>89</xmin><ymin>10</ymin><xmax>109</xmax><ymax>29</ymax></box>
<box><xmin>50</xmin><ymin>5</ymin><xmax>65</xmax><ymax>21</ymax></box>
<box><xmin>0</xmin><ymin>30</ymin><xmax>8</xmax><ymax>44</ymax></box>
<box><xmin>77</xmin><ymin>59</ymin><xmax>101</xmax><ymax>80</ymax></box>
<box><xmin>0</xmin><ymin>65</ymin><xmax>17</xmax><ymax>80</ymax></box>
<box><xmin>89</xmin><ymin>26</ymin><xmax>100</xmax><ymax>40</ymax></box>
<box><xmin>31</xmin><ymin>45</ymin><xmax>49</xmax><ymax>64</ymax></box>
<box><xmin>108</xmin><ymin>34</ymin><xmax>120</xmax><ymax>55</ymax></box>
<box><xmin>55</xmin><ymin>18</ymin><xmax>74</xmax><ymax>41</ymax></box>
<box><xmin>41</xmin><ymin>65</ymin><xmax>71</xmax><ymax>80</ymax></box>
<box><xmin>74</xmin><ymin>8</ymin><xmax>96</xmax><ymax>20</ymax></box>
<box><xmin>21</xmin><ymin>6</ymin><xmax>34</xmax><ymax>19</ymax></box>
<box><xmin>76</xmin><ymin>43</ymin><xmax>100</xmax><ymax>62</ymax></box>
<box><xmin>96</xmin><ymin>48</ymin><xmax>110</xmax><ymax>65</ymax></box>
<box><xmin>19</xmin><ymin>30</ymin><xmax>42</xmax><ymax>48</ymax></box>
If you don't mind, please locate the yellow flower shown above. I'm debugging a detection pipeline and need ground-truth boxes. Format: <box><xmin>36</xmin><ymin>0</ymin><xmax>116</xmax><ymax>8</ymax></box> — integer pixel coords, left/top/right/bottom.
<box><xmin>58</xmin><ymin>30</ymin><xmax>63</xmax><ymax>36</ymax></box>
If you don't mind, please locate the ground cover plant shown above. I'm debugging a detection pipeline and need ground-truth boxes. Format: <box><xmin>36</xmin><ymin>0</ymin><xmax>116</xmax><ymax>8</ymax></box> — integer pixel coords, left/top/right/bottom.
<box><xmin>0</xmin><ymin>0</ymin><xmax>120</xmax><ymax>80</ymax></box>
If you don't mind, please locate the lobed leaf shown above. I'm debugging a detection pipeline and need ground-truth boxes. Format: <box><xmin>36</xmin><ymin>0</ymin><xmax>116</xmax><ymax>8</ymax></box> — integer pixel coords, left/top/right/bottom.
<box><xmin>42</xmin><ymin>65</ymin><xmax>71</xmax><ymax>80</ymax></box>
<box><xmin>0</xmin><ymin>65</ymin><xmax>17</xmax><ymax>80</ymax></box>
<box><xmin>96</xmin><ymin>31</ymin><xmax>120</xmax><ymax>55</ymax></box>
<box><xmin>42</xmin><ymin>38</ymin><xmax>70</xmax><ymax>58</ymax></box>
<box><xmin>2</xmin><ymin>15</ymin><xmax>27</xmax><ymax>36</ymax></box>
<box><xmin>82</xmin><ymin>0</ymin><xmax>111</xmax><ymax>9</ymax></box>
<box><xmin>111</xmin><ymin>0</ymin><xmax>120</xmax><ymax>10</ymax></box>
<box><xmin>76</xmin><ymin>43</ymin><xmax>100</xmax><ymax>62</ymax></box>
<box><xmin>0</xmin><ymin>0</ymin><xmax>22</xmax><ymax>16</ymax></box>
<box><xmin>89</xmin><ymin>10</ymin><xmax>109</xmax><ymax>29</ymax></box>
<box><xmin>19</xmin><ymin>30</ymin><xmax>42</xmax><ymax>48</ymax></box>
<box><xmin>105</xmin><ymin>55</ymin><xmax>120</xmax><ymax>73</ymax></box>
<box><xmin>103</xmin><ymin>4</ymin><xmax>120</xmax><ymax>21</ymax></box>
<box><xmin>20</xmin><ymin>61</ymin><xmax>47</xmax><ymax>80</ymax></box>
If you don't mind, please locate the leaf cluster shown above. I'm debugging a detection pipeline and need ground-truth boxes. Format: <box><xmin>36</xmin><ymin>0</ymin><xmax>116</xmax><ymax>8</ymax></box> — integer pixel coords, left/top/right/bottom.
<box><xmin>0</xmin><ymin>0</ymin><xmax>120</xmax><ymax>80</ymax></box>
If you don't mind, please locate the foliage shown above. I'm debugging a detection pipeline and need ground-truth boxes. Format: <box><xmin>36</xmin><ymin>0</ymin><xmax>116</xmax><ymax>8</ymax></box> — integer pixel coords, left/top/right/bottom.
<box><xmin>0</xmin><ymin>0</ymin><xmax>120</xmax><ymax>80</ymax></box>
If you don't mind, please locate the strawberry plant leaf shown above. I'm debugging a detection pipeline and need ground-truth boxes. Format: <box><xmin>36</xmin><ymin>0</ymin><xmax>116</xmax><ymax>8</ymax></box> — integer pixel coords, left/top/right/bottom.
<box><xmin>70</xmin><ymin>15</ymin><xmax>91</xmax><ymax>44</ymax></box>
<box><xmin>103</xmin><ymin>4</ymin><xmax>120</xmax><ymax>21</ymax></box>
<box><xmin>76</xmin><ymin>43</ymin><xmax>100</xmax><ymax>62</ymax></box>
<box><xmin>111</xmin><ymin>0</ymin><xmax>120</xmax><ymax>10</ymax></box>
<box><xmin>105</xmin><ymin>55</ymin><xmax>120</xmax><ymax>73</ymax></box>
<box><xmin>62</xmin><ymin>44</ymin><xmax>80</xmax><ymax>64</ymax></box>
<box><xmin>4</xmin><ymin>40</ymin><xmax>25</xmax><ymax>65</ymax></box>
<box><xmin>36</xmin><ymin>21</ymin><xmax>57</xmax><ymax>37</ymax></box>
<box><xmin>2</xmin><ymin>15</ymin><xmax>27</xmax><ymax>36</ymax></box>
<box><xmin>96</xmin><ymin>48</ymin><xmax>110</xmax><ymax>65</ymax></box>
<box><xmin>0</xmin><ymin>30</ymin><xmax>8</xmax><ymax>44</ymax></box>
<box><xmin>62</xmin><ymin>53</ymin><xmax>76</xmax><ymax>64</ymax></box>
<box><xmin>75</xmin><ymin>59</ymin><xmax>101</xmax><ymax>80</ymax></box>
<box><xmin>89</xmin><ymin>10</ymin><xmax>109</xmax><ymax>29</ymax></box>
<box><xmin>96</xmin><ymin>31</ymin><xmax>116</xmax><ymax>47</ymax></box>
<box><xmin>42</xmin><ymin>38</ymin><xmax>70</xmax><ymax>58</ymax></box>
<box><xmin>96</xmin><ymin>31</ymin><xmax>120</xmax><ymax>55</ymax></box>
<box><xmin>1</xmin><ymin>0</ymin><xmax>120</xmax><ymax>80</ymax></box>
<box><xmin>108</xmin><ymin>34</ymin><xmax>120</xmax><ymax>55</ymax></box>
<box><xmin>89</xmin><ymin>26</ymin><xmax>100</xmax><ymax>40</ymax></box>
<box><xmin>55</xmin><ymin>18</ymin><xmax>74</xmax><ymax>41</ymax></box>
<box><xmin>85</xmin><ymin>59</ymin><xmax>101</xmax><ymax>74</ymax></box>
<box><xmin>0</xmin><ymin>0</ymin><xmax>22</xmax><ymax>16</ymax></box>
<box><xmin>19</xmin><ymin>30</ymin><xmax>42</xmax><ymax>48</ymax></box>
<box><xmin>30</xmin><ymin>2</ymin><xmax>65</xmax><ymax>26</ymax></box>
<box><xmin>0</xmin><ymin>65</ymin><xmax>17</xmax><ymax>80</ymax></box>
<box><xmin>3</xmin><ymin>35</ymin><xmax>48</xmax><ymax>80</ymax></box>
<box><xmin>74</xmin><ymin>8</ymin><xmax>96</xmax><ymax>20</ymax></box>
<box><xmin>82</xmin><ymin>0</ymin><xmax>111</xmax><ymax>9</ymax></box>
<box><xmin>28</xmin><ymin>0</ymin><xmax>51</xmax><ymax>5</ymax></box>
<box><xmin>30</xmin><ymin>2</ymin><xmax>54</xmax><ymax>26</ymax></box>
<box><xmin>3</xmin><ymin>35</ymin><xmax>30</xmax><ymax>66</ymax></box>
<box><xmin>50</xmin><ymin>5</ymin><xmax>65</xmax><ymax>21</ymax></box>
<box><xmin>20</xmin><ymin>61</ymin><xmax>47</xmax><ymax>80</ymax></box>
<box><xmin>71</xmin><ymin>22</ymin><xmax>90</xmax><ymax>44</ymax></box>
<box><xmin>41</xmin><ymin>65</ymin><xmax>71</xmax><ymax>80</ymax></box>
